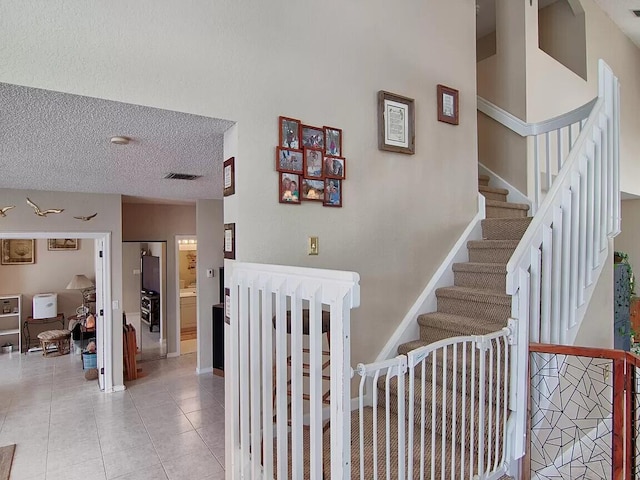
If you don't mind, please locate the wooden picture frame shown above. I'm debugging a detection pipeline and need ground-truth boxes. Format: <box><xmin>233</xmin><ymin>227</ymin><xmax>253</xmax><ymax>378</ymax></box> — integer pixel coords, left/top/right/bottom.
<box><xmin>279</xmin><ymin>116</ymin><xmax>301</xmax><ymax>149</ymax></box>
<box><xmin>324</xmin><ymin>179</ymin><xmax>342</xmax><ymax>208</ymax></box>
<box><xmin>437</xmin><ymin>84</ymin><xmax>459</xmax><ymax>125</ymax></box>
<box><xmin>279</xmin><ymin>172</ymin><xmax>301</xmax><ymax>204</ymax></box>
<box><xmin>276</xmin><ymin>147</ymin><xmax>304</xmax><ymax>174</ymax></box>
<box><xmin>48</xmin><ymin>238</ymin><xmax>78</xmax><ymax>251</ymax></box>
<box><xmin>301</xmin><ymin>125</ymin><xmax>325</xmax><ymax>149</ymax></box>
<box><xmin>378</xmin><ymin>90</ymin><xmax>415</xmax><ymax>155</ymax></box>
<box><xmin>323</xmin><ymin>156</ymin><xmax>346</xmax><ymax>180</ymax></box>
<box><xmin>223</xmin><ymin>157</ymin><xmax>235</xmax><ymax>197</ymax></box>
<box><xmin>224</xmin><ymin>223</ymin><xmax>236</xmax><ymax>260</ymax></box>
<box><xmin>301</xmin><ymin>178</ymin><xmax>325</xmax><ymax>202</ymax></box>
<box><xmin>303</xmin><ymin>148</ymin><xmax>324</xmax><ymax>179</ymax></box>
<box><xmin>324</xmin><ymin>126</ymin><xmax>342</xmax><ymax>157</ymax></box>
<box><xmin>1</xmin><ymin>239</ymin><xmax>35</xmax><ymax>265</ymax></box>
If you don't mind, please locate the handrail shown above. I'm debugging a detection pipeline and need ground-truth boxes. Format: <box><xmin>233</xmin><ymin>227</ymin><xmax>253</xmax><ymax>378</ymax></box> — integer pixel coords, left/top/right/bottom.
<box><xmin>529</xmin><ymin>342</ymin><xmax>627</xmax><ymax>360</ymax></box>
<box><xmin>477</xmin><ymin>96</ymin><xmax>597</xmax><ymax>137</ymax></box>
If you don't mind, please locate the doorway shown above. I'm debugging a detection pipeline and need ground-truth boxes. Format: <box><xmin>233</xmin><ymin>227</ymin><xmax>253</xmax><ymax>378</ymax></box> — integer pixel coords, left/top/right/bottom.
<box><xmin>175</xmin><ymin>236</ymin><xmax>198</xmax><ymax>355</ymax></box>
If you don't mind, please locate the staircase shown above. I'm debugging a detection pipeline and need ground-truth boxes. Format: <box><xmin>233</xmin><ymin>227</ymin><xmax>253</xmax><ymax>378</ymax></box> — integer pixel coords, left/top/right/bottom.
<box><xmin>342</xmin><ymin>175</ymin><xmax>530</xmax><ymax>479</ymax></box>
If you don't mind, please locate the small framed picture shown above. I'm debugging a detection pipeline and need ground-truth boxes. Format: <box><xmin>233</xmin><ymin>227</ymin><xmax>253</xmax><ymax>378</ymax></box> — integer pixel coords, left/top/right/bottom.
<box><xmin>279</xmin><ymin>172</ymin><xmax>301</xmax><ymax>204</ymax></box>
<box><xmin>304</xmin><ymin>148</ymin><xmax>324</xmax><ymax>179</ymax></box>
<box><xmin>224</xmin><ymin>223</ymin><xmax>236</xmax><ymax>260</ymax></box>
<box><xmin>1</xmin><ymin>239</ymin><xmax>35</xmax><ymax>265</ymax></box>
<box><xmin>48</xmin><ymin>238</ymin><xmax>78</xmax><ymax>250</ymax></box>
<box><xmin>323</xmin><ymin>156</ymin><xmax>346</xmax><ymax>180</ymax></box>
<box><xmin>377</xmin><ymin>90</ymin><xmax>415</xmax><ymax>155</ymax></box>
<box><xmin>301</xmin><ymin>178</ymin><xmax>325</xmax><ymax>202</ymax></box>
<box><xmin>279</xmin><ymin>116</ymin><xmax>301</xmax><ymax>149</ymax></box>
<box><xmin>437</xmin><ymin>84</ymin><xmax>459</xmax><ymax>125</ymax></box>
<box><xmin>324</xmin><ymin>179</ymin><xmax>342</xmax><ymax>208</ymax></box>
<box><xmin>301</xmin><ymin>125</ymin><xmax>325</xmax><ymax>149</ymax></box>
<box><xmin>324</xmin><ymin>126</ymin><xmax>342</xmax><ymax>156</ymax></box>
<box><xmin>223</xmin><ymin>157</ymin><xmax>235</xmax><ymax>197</ymax></box>
<box><xmin>276</xmin><ymin>147</ymin><xmax>304</xmax><ymax>174</ymax></box>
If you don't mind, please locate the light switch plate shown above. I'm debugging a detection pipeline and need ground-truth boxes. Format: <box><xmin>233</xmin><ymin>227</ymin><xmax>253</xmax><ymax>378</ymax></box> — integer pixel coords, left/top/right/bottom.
<box><xmin>308</xmin><ymin>236</ymin><xmax>319</xmax><ymax>255</ymax></box>
<box><xmin>206</xmin><ymin>269</ymin><xmax>214</xmax><ymax>278</ymax></box>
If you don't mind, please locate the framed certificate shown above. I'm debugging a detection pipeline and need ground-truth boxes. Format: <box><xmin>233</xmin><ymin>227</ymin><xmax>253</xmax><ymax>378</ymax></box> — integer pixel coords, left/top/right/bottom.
<box><xmin>377</xmin><ymin>91</ymin><xmax>415</xmax><ymax>155</ymax></box>
<box><xmin>437</xmin><ymin>84</ymin><xmax>459</xmax><ymax>125</ymax></box>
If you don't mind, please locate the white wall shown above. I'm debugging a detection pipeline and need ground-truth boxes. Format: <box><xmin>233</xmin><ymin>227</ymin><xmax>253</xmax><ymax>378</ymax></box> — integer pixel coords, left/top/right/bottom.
<box><xmin>1</xmin><ymin>0</ymin><xmax>479</xmax><ymax>367</ymax></box>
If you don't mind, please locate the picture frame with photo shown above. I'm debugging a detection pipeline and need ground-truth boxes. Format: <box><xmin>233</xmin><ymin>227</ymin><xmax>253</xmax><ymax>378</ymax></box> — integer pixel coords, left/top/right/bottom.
<box><xmin>276</xmin><ymin>147</ymin><xmax>304</xmax><ymax>174</ymax></box>
<box><xmin>48</xmin><ymin>238</ymin><xmax>78</xmax><ymax>251</ymax></box>
<box><xmin>301</xmin><ymin>125</ymin><xmax>325</xmax><ymax>149</ymax></box>
<box><xmin>324</xmin><ymin>126</ymin><xmax>342</xmax><ymax>156</ymax></box>
<box><xmin>377</xmin><ymin>90</ymin><xmax>415</xmax><ymax>155</ymax></box>
<box><xmin>1</xmin><ymin>239</ymin><xmax>35</xmax><ymax>265</ymax></box>
<box><xmin>279</xmin><ymin>116</ymin><xmax>301</xmax><ymax>149</ymax></box>
<box><xmin>301</xmin><ymin>178</ymin><xmax>325</xmax><ymax>202</ymax></box>
<box><xmin>437</xmin><ymin>84</ymin><xmax>459</xmax><ymax>125</ymax></box>
<box><xmin>323</xmin><ymin>156</ymin><xmax>346</xmax><ymax>180</ymax></box>
<box><xmin>324</xmin><ymin>179</ymin><xmax>342</xmax><ymax>208</ymax></box>
<box><xmin>279</xmin><ymin>172</ymin><xmax>301</xmax><ymax>204</ymax></box>
<box><xmin>303</xmin><ymin>148</ymin><xmax>324</xmax><ymax>179</ymax></box>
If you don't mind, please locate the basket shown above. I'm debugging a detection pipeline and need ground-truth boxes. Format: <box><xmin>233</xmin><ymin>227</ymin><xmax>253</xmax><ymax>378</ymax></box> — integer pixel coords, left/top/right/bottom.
<box><xmin>82</xmin><ymin>351</ymin><xmax>97</xmax><ymax>370</ymax></box>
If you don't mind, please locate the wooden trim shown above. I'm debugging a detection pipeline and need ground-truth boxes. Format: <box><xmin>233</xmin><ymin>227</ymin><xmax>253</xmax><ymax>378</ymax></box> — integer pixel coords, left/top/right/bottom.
<box><xmin>529</xmin><ymin>343</ymin><xmax>627</xmax><ymax>360</ymax></box>
<box><xmin>612</xmin><ymin>359</ymin><xmax>625</xmax><ymax>479</ymax></box>
<box><xmin>626</xmin><ymin>362</ymin><xmax>633</xmax><ymax>479</ymax></box>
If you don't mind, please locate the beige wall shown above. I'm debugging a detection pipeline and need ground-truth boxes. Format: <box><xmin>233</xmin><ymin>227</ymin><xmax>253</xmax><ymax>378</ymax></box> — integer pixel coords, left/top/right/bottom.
<box><xmin>0</xmin><ymin>188</ymin><xmax>123</xmax><ymax>386</ymax></box>
<box><xmin>122</xmin><ymin>203</ymin><xmax>196</xmax><ymax>355</ymax></box>
<box><xmin>615</xmin><ymin>200</ymin><xmax>640</xmax><ymax>273</ymax></box>
<box><xmin>1</xmin><ymin>0</ymin><xmax>479</xmax><ymax>368</ymax></box>
<box><xmin>0</xmin><ymin>237</ymin><xmax>94</xmax><ymax>345</ymax></box>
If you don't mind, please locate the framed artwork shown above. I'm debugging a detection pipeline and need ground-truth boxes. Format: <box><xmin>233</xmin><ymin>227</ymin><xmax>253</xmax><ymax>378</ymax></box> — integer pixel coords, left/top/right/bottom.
<box><xmin>377</xmin><ymin>90</ymin><xmax>415</xmax><ymax>155</ymax></box>
<box><xmin>437</xmin><ymin>84</ymin><xmax>459</xmax><ymax>125</ymax></box>
<box><xmin>279</xmin><ymin>172</ymin><xmax>301</xmax><ymax>204</ymax></box>
<box><xmin>223</xmin><ymin>157</ymin><xmax>235</xmax><ymax>197</ymax></box>
<box><xmin>304</xmin><ymin>148</ymin><xmax>324</xmax><ymax>179</ymax></box>
<box><xmin>279</xmin><ymin>116</ymin><xmax>301</xmax><ymax>149</ymax></box>
<box><xmin>276</xmin><ymin>147</ymin><xmax>304</xmax><ymax>174</ymax></box>
<box><xmin>323</xmin><ymin>156</ymin><xmax>346</xmax><ymax>180</ymax></box>
<box><xmin>224</xmin><ymin>223</ymin><xmax>236</xmax><ymax>260</ymax></box>
<box><xmin>324</xmin><ymin>126</ymin><xmax>342</xmax><ymax>156</ymax></box>
<box><xmin>301</xmin><ymin>125</ymin><xmax>325</xmax><ymax>149</ymax></box>
<box><xmin>301</xmin><ymin>178</ymin><xmax>325</xmax><ymax>202</ymax></box>
<box><xmin>48</xmin><ymin>238</ymin><xmax>78</xmax><ymax>251</ymax></box>
<box><xmin>1</xmin><ymin>239</ymin><xmax>35</xmax><ymax>265</ymax></box>
<box><xmin>324</xmin><ymin>179</ymin><xmax>342</xmax><ymax>208</ymax></box>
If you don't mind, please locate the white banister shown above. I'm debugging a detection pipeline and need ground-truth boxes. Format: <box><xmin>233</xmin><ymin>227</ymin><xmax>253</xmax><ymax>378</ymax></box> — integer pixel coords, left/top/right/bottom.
<box><xmin>226</xmin><ymin>262</ymin><xmax>360</xmax><ymax>479</ymax></box>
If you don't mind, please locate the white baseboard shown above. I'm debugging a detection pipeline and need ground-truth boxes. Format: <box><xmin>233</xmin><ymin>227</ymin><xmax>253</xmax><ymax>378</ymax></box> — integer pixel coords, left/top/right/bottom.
<box><xmin>375</xmin><ymin>193</ymin><xmax>486</xmax><ymax>362</ymax></box>
<box><xmin>111</xmin><ymin>384</ymin><xmax>126</xmax><ymax>392</ymax></box>
<box><xmin>196</xmin><ymin>366</ymin><xmax>213</xmax><ymax>375</ymax></box>
<box><xmin>167</xmin><ymin>352</ymin><xmax>180</xmax><ymax>358</ymax></box>
<box><xmin>478</xmin><ymin>163</ymin><xmax>531</xmax><ymax>207</ymax></box>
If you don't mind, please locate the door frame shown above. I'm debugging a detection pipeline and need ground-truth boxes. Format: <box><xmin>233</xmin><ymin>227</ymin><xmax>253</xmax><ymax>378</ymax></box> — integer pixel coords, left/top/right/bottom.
<box><xmin>174</xmin><ymin>234</ymin><xmax>198</xmax><ymax>357</ymax></box>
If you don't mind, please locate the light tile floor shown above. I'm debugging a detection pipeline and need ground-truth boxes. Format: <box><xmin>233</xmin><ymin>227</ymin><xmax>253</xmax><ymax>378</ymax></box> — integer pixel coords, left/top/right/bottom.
<box><xmin>0</xmin><ymin>350</ymin><xmax>225</xmax><ymax>480</ymax></box>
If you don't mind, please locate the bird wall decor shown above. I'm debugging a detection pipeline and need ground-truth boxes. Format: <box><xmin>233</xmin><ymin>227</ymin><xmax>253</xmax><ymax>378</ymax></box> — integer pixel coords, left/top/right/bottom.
<box><xmin>0</xmin><ymin>206</ymin><xmax>15</xmax><ymax>217</ymax></box>
<box><xmin>74</xmin><ymin>213</ymin><xmax>98</xmax><ymax>222</ymax></box>
<box><xmin>26</xmin><ymin>198</ymin><xmax>64</xmax><ymax>217</ymax></box>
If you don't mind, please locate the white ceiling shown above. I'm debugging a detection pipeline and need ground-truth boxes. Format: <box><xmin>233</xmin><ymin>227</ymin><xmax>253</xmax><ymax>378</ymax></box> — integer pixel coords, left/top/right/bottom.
<box><xmin>0</xmin><ymin>83</ymin><xmax>234</xmax><ymax>203</ymax></box>
<box><xmin>477</xmin><ymin>0</ymin><xmax>640</xmax><ymax>49</ymax></box>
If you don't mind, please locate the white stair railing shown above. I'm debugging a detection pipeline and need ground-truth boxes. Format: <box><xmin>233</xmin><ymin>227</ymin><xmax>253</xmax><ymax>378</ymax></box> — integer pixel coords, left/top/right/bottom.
<box><xmin>503</xmin><ymin>59</ymin><xmax>620</xmax><ymax>461</ymax></box>
<box><xmin>354</xmin><ymin>328</ymin><xmax>512</xmax><ymax>479</ymax></box>
<box><xmin>226</xmin><ymin>262</ymin><xmax>360</xmax><ymax>480</ymax></box>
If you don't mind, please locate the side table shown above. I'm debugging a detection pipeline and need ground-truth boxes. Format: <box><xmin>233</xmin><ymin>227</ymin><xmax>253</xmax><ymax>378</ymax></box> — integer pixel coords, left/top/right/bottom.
<box><xmin>23</xmin><ymin>313</ymin><xmax>65</xmax><ymax>353</ymax></box>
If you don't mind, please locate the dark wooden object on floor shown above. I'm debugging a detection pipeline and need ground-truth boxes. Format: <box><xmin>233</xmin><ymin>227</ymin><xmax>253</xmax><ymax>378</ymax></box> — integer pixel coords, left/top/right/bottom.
<box><xmin>212</xmin><ymin>304</ymin><xmax>225</xmax><ymax>376</ymax></box>
<box><xmin>0</xmin><ymin>444</ymin><xmax>16</xmax><ymax>480</ymax></box>
<box><xmin>123</xmin><ymin>324</ymin><xmax>138</xmax><ymax>381</ymax></box>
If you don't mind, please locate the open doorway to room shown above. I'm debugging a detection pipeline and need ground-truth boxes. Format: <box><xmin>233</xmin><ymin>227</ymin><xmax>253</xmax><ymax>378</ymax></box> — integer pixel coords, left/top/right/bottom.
<box><xmin>175</xmin><ymin>236</ymin><xmax>198</xmax><ymax>355</ymax></box>
<box><xmin>122</xmin><ymin>241</ymin><xmax>167</xmax><ymax>363</ymax></box>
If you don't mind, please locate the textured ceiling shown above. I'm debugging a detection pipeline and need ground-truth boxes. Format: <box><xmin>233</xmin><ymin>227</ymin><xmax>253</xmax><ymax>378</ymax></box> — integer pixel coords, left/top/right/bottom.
<box><xmin>0</xmin><ymin>83</ymin><xmax>234</xmax><ymax>202</ymax></box>
<box><xmin>477</xmin><ymin>0</ymin><xmax>640</xmax><ymax>48</ymax></box>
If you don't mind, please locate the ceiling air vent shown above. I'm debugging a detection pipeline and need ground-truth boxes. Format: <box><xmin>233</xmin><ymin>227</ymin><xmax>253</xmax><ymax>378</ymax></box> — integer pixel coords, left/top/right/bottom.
<box><xmin>163</xmin><ymin>173</ymin><xmax>202</xmax><ymax>181</ymax></box>
<box><xmin>633</xmin><ymin>10</ymin><xmax>640</xmax><ymax>17</ymax></box>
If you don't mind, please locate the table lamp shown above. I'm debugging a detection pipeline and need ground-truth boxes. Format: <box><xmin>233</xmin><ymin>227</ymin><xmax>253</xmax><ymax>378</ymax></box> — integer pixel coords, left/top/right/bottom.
<box><xmin>66</xmin><ymin>274</ymin><xmax>94</xmax><ymax>316</ymax></box>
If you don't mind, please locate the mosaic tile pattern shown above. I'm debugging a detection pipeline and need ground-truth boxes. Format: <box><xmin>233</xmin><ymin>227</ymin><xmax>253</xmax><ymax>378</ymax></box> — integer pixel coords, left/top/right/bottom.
<box><xmin>635</xmin><ymin>369</ymin><xmax>640</xmax><ymax>477</ymax></box>
<box><xmin>529</xmin><ymin>353</ymin><xmax>613</xmax><ymax>479</ymax></box>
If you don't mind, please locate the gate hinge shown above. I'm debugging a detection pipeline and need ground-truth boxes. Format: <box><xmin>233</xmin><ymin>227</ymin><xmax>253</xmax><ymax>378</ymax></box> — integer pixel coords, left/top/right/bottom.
<box><xmin>99</xmin><ymin>251</ymin><xmax>103</xmax><ymax>258</ymax></box>
<box><xmin>507</xmin><ymin>318</ymin><xmax>518</xmax><ymax>345</ymax></box>
<box><xmin>100</xmin><ymin>367</ymin><xmax>104</xmax><ymax>374</ymax></box>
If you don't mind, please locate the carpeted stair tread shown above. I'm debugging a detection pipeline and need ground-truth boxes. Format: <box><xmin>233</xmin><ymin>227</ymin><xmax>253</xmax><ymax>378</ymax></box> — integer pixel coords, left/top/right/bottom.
<box><xmin>467</xmin><ymin>239</ymin><xmax>519</xmax><ymax>250</ymax></box>
<box><xmin>482</xmin><ymin>217</ymin><xmax>532</xmax><ymax>240</ymax></box>
<box><xmin>453</xmin><ymin>262</ymin><xmax>507</xmax><ymax>291</ymax></box>
<box><xmin>478</xmin><ymin>174</ymin><xmax>490</xmax><ymax>186</ymax></box>
<box><xmin>417</xmin><ymin>311</ymin><xmax>506</xmax><ymax>335</ymax></box>
<box><xmin>467</xmin><ymin>239</ymin><xmax>519</xmax><ymax>264</ymax></box>
<box><xmin>485</xmin><ymin>199</ymin><xmax>529</xmax><ymax>211</ymax></box>
<box><xmin>436</xmin><ymin>286</ymin><xmax>510</xmax><ymax>305</ymax></box>
<box><xmin>436</xmin><ymin>287</ymin><xmax>511</xmax><ymax>323</ymax></box>
<box><xmin>479</xmin><ymin>185</ymin><xmax>509</xmax><ymax>202</ymax></box>
<box><xmin>452</xmin><ymin>262</ymin><xmax>506</xmax><ymax>274</ymax></box>
<box><xmin>486</xmin><ymin>199</ymin><xmax>529</xmax><ymax>219</ymax></box>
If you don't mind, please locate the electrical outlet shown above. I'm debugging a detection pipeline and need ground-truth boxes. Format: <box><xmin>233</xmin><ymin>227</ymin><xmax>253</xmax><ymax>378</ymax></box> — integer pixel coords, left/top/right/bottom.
<box><xmin>308</xmin><ymin>236</ymin><xmax>319</xmax><ymax>255</ymax></box>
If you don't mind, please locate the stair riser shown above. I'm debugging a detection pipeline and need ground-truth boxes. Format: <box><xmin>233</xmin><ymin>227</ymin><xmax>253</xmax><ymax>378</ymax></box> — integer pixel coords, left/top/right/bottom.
<box><xmin>478</xmin><ymin>176</ymin><xmax>490</xmax><ymax>186</ymax></box>
<box><xmin>485</xmin><ymin>205</ymin><xmax>528</xmax><ymax>219</ymax></box>
<box><xmin>480</xmin><ymin>191</ymin><xmax>508</xmax><ymax>202</ymax></box>
<box><xmin>436</xmin><ymin>296</ymin><xmax>510</xmax><ymax>324</ymax></box>
<box><xmin>418</xmin><ymin>323</ymin><xmax>503</xmax><ymax>345</ymax></box>
<box><xmin>468</xmin><ymin>247</ymin><xmax>516</xmax><ymax>264</ymax></box>
<box><xmin>481</xmin><ymin>219</ymin><xmax>531</xmax><ymax>240</ymax></box>
<box><xmin>453</xmin><ymin>271</ymin><xmax>506</xmax><ymax>292</ymax></box>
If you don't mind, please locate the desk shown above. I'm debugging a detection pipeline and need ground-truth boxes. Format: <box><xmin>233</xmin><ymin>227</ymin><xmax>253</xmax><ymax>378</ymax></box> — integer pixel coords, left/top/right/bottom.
<box><xmin>23</xmin><ymin>314</ymin><xmax>65</xmax><ymax>353</ymax></box>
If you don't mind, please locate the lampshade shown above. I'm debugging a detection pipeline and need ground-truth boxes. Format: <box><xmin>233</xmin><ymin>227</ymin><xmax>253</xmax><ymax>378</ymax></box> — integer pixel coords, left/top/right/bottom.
<box><xmin>66</xmin><ymin>274</ymin><xmax>94</xmax><ymax>290</ymax></box>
